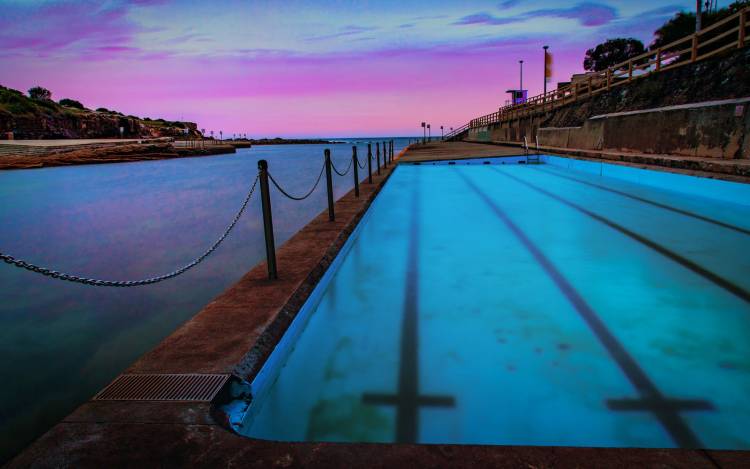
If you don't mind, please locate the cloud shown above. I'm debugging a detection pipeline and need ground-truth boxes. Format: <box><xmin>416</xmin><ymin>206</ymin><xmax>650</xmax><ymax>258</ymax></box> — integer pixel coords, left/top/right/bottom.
<box><xmin>455</xmin><ymin>2</ymin><xmax>618</xmax><ymax>28</ymax></box>
<box><xmin>527</xmin><ymin>3</ymin><xmax>617</xmax><ymax>27</ymax></box>
<box><xmin>305</xmin><ymin>25</ymin><xmax>379</xmax><ymax>42</ymax></box>
<box><xmin>0</xmin><ymin>1</ymin><xmax>150</xmax><ymax>57</ymax></box>
<box><xmin>454</xmin><ymin>13</ymin><xmax>517</xmax><ymax>26</ymax></box>
<box><xmin>499</xmin><ymin>0</ymin><xmax>521</xmax><ymax>8</ymax></box>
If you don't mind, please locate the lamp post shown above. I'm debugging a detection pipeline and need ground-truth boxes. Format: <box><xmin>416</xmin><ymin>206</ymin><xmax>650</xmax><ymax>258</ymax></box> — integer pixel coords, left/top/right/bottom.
<box><xmin>440</xmin><ymin>125</ymin><xmax>444</xmax><ymax>140</ymax></box>
<box><xmin>427</xmin><ymin>124</ymin><xmax>431</xmax><ymax>142</ymax></box>
<box><xmin>519</xmin><ymin>59</ymin><xmax>524</xmax><ymax>94</ymax></box>
<box><xmin>219</xmin><ymin>131</ymin><xmax>223</xmax><ymax>141</ymax></box>
<box><xmin>421</xmin><ymin>122</ymin><xmax>426</xmax><ymax>144</ymax></box>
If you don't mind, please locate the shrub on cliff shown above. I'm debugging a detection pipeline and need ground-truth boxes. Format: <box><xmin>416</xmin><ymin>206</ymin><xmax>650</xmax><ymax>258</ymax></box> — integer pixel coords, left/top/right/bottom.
<box><xmin>583</xmin><ymin>38</ymin><xmax>645</xmax><ymax>71</ymax></box>
<box><xmin>59</xmin><ymin>98</ymin><xmax>84</xmax><ymax>109</ymax></box>
<box><xmin>28</xmin><ymin>86</ymin><xmax>52</xmax><ymax>101</ymax></box>
<box><xmin>0</xmin><ymin>86</ymin><xmax>36</xmax><ymax>115</ymax></box>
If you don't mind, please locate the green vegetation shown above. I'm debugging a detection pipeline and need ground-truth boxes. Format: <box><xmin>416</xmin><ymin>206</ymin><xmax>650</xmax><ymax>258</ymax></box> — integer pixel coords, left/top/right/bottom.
<box><xmin>583</xmin><ymin>38</ymin><xmax>645</xmax><ymax>72</ymax></box>
<box><xmin>59</xmin><ymin>99</ymin><xmax>85</xmax><ymax>110</ymax></box>
<box><xmin>27</xmin><ymin>86</ymin><xmax>51</xmax><ymax>101</ymax></box>
<box><xmin>0</xmin><ymin>85</ymin><xmax>37</xmax><ymax>115</ymax></box>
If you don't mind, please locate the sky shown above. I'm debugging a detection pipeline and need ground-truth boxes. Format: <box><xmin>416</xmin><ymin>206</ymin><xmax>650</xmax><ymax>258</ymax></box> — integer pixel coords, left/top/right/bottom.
<box><xmin>0</xmin><ymin>0</ymin><xmax>714</xmax><ymax>137</ymax></box>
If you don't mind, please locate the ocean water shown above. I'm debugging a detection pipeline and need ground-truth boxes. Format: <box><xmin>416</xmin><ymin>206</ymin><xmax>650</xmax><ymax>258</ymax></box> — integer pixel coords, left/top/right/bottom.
<box><xmin>240</xmin><ymin>161</ymin><xmax>750</xmax><ymax>449</ymax></box>
<box><xmin>0</xmin><ymin>137</ymin><xmax>410</xmax><ymax>461</ymax></box>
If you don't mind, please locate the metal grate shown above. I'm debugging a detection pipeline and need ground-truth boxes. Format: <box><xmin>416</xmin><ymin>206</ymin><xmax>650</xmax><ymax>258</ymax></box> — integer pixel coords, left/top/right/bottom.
<box><xmin>93</xmin><ymin>373</ymin><xmax>230</xmax><ymax>402</ymax></box>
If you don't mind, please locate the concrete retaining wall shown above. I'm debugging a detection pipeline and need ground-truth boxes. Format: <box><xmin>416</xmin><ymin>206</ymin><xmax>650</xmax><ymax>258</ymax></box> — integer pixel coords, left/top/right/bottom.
<box><xmin>473</xmin><ymin>97</ymin><xmax>750</xmax><ymax>159</ymax></box>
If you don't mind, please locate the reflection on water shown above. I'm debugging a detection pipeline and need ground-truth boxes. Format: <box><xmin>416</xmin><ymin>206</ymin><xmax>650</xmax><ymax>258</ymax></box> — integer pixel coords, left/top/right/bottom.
<box><xmin>0</xmin><ymin>138</ymin><xmax>408</xmax><ymax>461</ymax></box>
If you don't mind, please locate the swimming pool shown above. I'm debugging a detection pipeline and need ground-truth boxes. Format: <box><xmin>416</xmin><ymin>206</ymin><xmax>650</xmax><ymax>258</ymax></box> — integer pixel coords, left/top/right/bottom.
<box><xmin>234</xmin><ymin>156</ymin><xmax>750</xmax><ymax>449</ymax></box>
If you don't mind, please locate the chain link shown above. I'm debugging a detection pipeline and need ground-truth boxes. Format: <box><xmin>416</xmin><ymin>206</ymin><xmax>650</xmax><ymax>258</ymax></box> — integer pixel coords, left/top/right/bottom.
<box><xmin>268</xmin><ymin>162</ymin><xmax>325</xmax><ymax>201</ymax></box>
<box><xmin>0</xmin><ymin>174</ymin><xmax>260</xmax><ymax>287</ymax></box>
<box><xmin>356</xmin><ymin>156</ymin><xmax>367</xmax><ymax>170</ymax></box>
<box><xmin>330</xmin><ymin>158</ymin><xmax>353</xmax><ymax>177</ymax></box>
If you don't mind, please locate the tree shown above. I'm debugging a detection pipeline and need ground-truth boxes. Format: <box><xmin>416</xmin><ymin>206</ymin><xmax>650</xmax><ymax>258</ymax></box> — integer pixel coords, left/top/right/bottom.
<box><xmin>28</xmin><ymin>86</ymin><xmax>52</xmax><ymax>101</ymax></box>
<box><xmin>59</xmin><ymin>98</ymin><xmax>84</xmax><ymax>109</ymax></box>
<box><xmin>651</xmin><ymin>2</ymin><xmax>748</xmax><ymax>50</ymax></box>
<box><xmin>583</xmin><ymin>38</ymin><xmax>645</xmax><ymax>72</ymax></box>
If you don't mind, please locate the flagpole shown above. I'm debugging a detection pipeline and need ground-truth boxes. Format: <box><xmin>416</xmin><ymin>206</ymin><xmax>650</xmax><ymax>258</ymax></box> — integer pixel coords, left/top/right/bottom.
<box><xmin>543</xmin><ymin>45</ymin><xmax>549</xmax><ymax>96</ymax></box>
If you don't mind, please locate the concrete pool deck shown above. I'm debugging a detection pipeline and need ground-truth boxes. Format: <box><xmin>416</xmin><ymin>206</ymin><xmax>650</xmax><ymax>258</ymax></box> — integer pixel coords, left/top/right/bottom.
<box><xmin>10</xmin><ymin>148</ymin><xmax>750</xmax><ymax>467</ymax></box>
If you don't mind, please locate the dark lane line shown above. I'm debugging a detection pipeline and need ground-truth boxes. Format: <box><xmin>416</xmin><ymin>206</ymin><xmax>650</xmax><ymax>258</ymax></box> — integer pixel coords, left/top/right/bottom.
<box><xmin>456</xmin><ymin>169</ymin><xmax>709</xmax><ymax>449</ymax></box>
<box><xmin>491</xmin><ymin>167</ymin><xmax>750</xmax><ymax>305</ymax></box>
<box><xmin>534</xmin><ymin>166</ymin><xmax>750</xmax><ymax>236</ymax></box>
<box><xmin>362</xmin><ymin>169</ymin><xmax>455</xmax><ymax>443</ymax></box>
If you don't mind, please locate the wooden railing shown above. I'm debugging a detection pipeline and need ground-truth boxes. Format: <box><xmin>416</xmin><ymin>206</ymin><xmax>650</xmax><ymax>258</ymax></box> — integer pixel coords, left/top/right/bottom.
<box><xmin>464</xmin><ymin>6</ymin><xmax>749</xmax><ymax>130</ymax></box>
<box><xmin>444</xmin><ymin>123</ymin><xmax>470</xmax><ymax>141</ymax></box>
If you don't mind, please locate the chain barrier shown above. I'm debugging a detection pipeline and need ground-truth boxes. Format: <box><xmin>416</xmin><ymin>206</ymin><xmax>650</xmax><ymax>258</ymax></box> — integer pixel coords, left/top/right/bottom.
<box><xmin>331</xmin><ymin>158</ymin><xmax>353</xmax><ymax>177</ymax></box>
<box><xmin>0</xmin><ymin>174</ymin><xmax>260</xmax><ymax>287</ymax></box>
<box><xmin>356</xmin><ymin>157</ymin><xmax>367</xmax><ymax>170</ymax></box>
<box><xmin>268</xmin><ymin>162</ymin><xmax>325</xmax><ymax>201</ymax></box>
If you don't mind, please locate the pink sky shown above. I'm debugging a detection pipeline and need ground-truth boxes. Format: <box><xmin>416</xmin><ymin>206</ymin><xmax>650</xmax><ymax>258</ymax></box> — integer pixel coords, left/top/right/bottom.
<box><xmin>0</xmin><ymin>1</ymin><xmax>692</xmax><ymax>137</ymax></box>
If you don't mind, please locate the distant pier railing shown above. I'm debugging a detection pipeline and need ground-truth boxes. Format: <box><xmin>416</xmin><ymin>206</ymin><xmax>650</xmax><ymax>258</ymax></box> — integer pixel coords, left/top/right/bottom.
<box><xmin>453</xmin><ymin>6</ymin><xmax>750</xmax><ymax>134</ymax></box>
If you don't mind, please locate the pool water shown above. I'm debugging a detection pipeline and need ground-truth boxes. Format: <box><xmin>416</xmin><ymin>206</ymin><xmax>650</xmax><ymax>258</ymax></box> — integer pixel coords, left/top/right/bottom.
<box><xmin>238</xmin><ymin>157</ymin><xmax>750</xmax><ymax>449</ymax></box>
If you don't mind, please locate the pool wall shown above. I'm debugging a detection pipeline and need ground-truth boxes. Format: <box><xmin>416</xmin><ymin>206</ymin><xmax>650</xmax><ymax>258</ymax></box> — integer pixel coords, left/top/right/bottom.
<box><xmin>543</xmin><ymin>155</ymin><xmax>750</xmax><ymax>207</ymax></box>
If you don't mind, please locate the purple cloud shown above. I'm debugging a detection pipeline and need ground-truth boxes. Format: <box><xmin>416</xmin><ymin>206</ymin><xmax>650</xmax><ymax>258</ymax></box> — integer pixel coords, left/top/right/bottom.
<box><xmin>0</xmin><ymin>0</ymin><xmax>169</xmax><ymax>59</ymax></box>
<box><xmin>528</xmin><ymin>2</ymin><xmax>617</xmax><ymax>27</ymax></box>
<box><xmin>456</xmin><ymin>2</ymin><xmax>618</xmax><ymax>28</ymax></box>
<box><xmin>454</xmin><ymin>13</ymin><xmax>517</xmax><ymax>26</ymax></box>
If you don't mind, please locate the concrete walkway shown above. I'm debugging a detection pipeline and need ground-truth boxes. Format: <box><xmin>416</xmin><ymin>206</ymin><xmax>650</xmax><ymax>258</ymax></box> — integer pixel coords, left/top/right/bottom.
<box><xmin>398</xmin><ymin>141</ymin><xmax>524</xmax><ymax>163</ymax></box>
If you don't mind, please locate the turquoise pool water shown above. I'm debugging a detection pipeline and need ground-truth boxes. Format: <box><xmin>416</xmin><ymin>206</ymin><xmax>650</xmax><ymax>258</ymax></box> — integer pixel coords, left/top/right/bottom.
<box><xmin>238</xmin><ymin>157</ymin><xmax>750</xmax><ymax>449</ymax></box>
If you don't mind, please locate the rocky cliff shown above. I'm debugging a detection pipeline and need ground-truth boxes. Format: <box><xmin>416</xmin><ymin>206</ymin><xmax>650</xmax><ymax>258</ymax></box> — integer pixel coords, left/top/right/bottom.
<box><xmin>0</xmin><ymin>86</ymin><xmax>200</xmax><ymax>139</ymax></box>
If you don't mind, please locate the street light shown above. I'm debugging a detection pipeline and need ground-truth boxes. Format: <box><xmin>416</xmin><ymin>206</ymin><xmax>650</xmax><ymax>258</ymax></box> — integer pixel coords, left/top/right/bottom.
<box><xmin>440</xmin><ymin>125</ymin><xmax>444</xmax><ymax>140</ymax></box>
<box><xmin>519</xmin><ymin>59</ymin><xmax>524</xmax><ymax>93</ymax></box>
<box><xmin>421</xmin><ymin>122</ymin><xmax>426</xmax><ymax>144</ymax></box>
<box><xmin>427</xmin><ymin>124</ymin><xmax>431</xmax><ymax>142</ymax></box>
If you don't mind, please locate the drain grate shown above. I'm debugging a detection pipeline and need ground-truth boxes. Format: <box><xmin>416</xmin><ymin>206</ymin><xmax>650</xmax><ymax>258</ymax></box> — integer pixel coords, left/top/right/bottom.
<box><xmin>93</xmin><ymin>373</ymin><xmax>230</xmax><ymax>402</ymax></box>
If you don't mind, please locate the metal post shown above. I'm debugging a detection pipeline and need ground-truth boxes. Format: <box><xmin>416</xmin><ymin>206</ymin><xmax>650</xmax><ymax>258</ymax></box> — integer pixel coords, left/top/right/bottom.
<box><xmin>382</xmin><ymin>141</ymin><xmax>387</xmax><ymax>168</ymax></box>
<box><xmin>258</xmin><ymin>160</ymin><xmax>277</xmax><ymax>280</ymax></box>
<box><xmin>324</xmin><ymin>149</ymin><xmax>335</xmax><ymax>221</ymax></box>
<box><xmin>367</xmin><ymin>143</ymin><xmax>373</xmax><ymax>183</ymax></box>
<box><xmin>352</xmin><ymin>146</ymin><xmax>360</xmax><ymax>198</ymax></box>
<box><xmin>376</xmin><ymin>142</ymin><xmax>381</xmax><ymax>175</ymax></box>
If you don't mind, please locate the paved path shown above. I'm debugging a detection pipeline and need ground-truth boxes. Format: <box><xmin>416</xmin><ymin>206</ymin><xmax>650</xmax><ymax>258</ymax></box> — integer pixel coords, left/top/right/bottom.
<box><xmin>398</xmin><ymin>141</ymin><xmax>524</xmax><ymax>163</ymax></box>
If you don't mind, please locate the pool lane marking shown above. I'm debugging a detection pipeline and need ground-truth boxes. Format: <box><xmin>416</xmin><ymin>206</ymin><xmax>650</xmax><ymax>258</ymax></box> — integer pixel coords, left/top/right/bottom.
<box><xmin>491</xmin><ymin>167</ymin><xmax>750</xmax><ymax>306</ymax></box>
<box><xmin>456</xmin><ymin>169</ymin><xmax>711</xmax><ymax>449</ymax></box>
<box><xmin>533</xmin><ymin>166</ymin><xmax>750</xmax><ymax>236</ymax></box>
<box><xmin>362</xmin><ymin>169</ymin><xmax>455</xmax><ymax>444</ymax></box>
